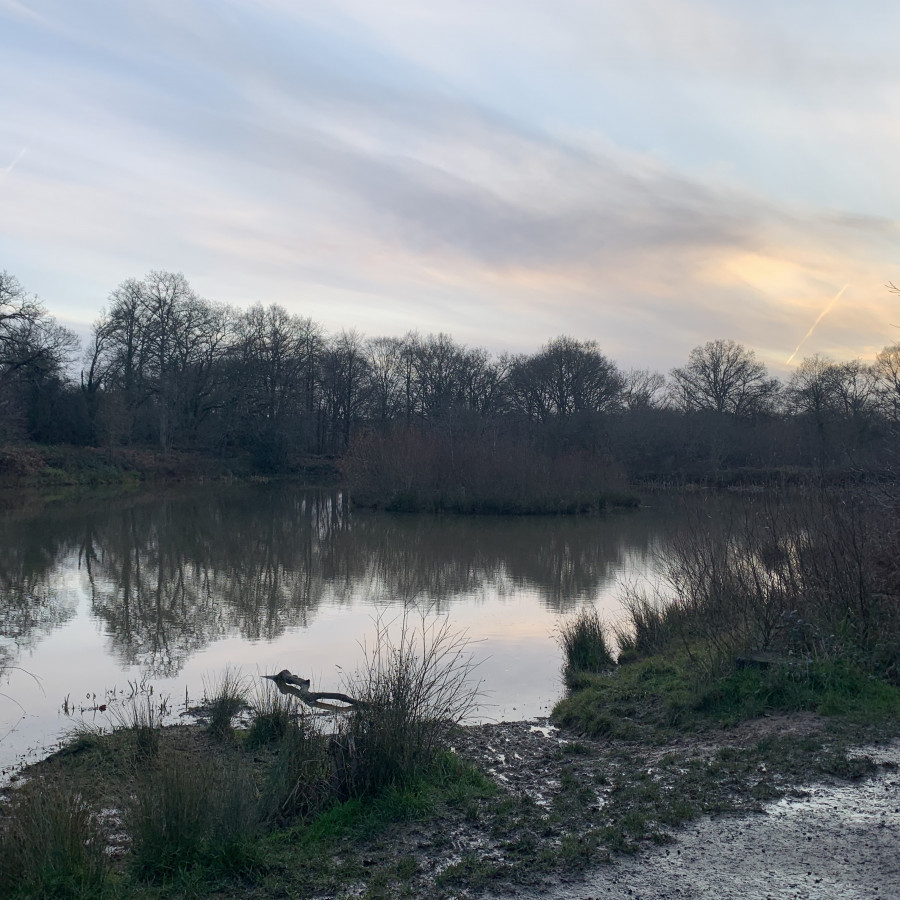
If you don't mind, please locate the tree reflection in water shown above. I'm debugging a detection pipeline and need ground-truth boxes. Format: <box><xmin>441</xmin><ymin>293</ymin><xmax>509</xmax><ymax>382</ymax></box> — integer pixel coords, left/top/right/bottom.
<box><xmin>0</xmin><ymin>485</ymin><xmax>680</xmax><ymax>678</ymax></box>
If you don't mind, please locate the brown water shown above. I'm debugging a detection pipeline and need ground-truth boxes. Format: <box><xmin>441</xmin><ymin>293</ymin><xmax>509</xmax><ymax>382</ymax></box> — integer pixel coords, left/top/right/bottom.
<box><xmin>0</xmin><ymin>483</ymin><xmax>695</xmax><ymax>775</ymax></box>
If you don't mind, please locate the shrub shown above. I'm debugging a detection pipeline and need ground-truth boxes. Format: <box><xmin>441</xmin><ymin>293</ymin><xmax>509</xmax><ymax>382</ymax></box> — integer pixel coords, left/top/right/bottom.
<box><xmin>613</xmin><ymin>489</ymin><xmax>900</xmax><ymax>678</ymax></box>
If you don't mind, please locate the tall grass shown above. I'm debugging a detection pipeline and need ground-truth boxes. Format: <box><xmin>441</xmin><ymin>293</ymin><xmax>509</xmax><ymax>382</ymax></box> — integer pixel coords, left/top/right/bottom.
<box><xmin>109</xmin><ymin>694</ymin><xmax>164</xmax><ymax>759</ymax></box>
<box><xmin>559</xmin><ymin>605</ymin><xmax>615</xmax><ymax>681</ymax></box>
<box><xmin>201</xmin><ymin>666</ymin><xmax>249</xmax><ymax>740</ymax></box>
<box><xmin>126</xmin><ymin>751</ymin><xmax>259</xmax><ymax>880</ymax></box>
<box><xmin>335</xmin><ymin>612</ymin><xmax>481</xmax><ymax>799</ymax></box>
<box><xmin>256</xmin><ymin>710</ymin><xmax>332</xmax><ymax>825</ymax></box>
<box><xmin>0</xmin><ymin>782</ymin><xmax>110</xmax><ymax>899</ymax></box>
<box><xmin>245</xmin><ymin>679</ymin><xmax>295</xmax><ymax>748</ymax></box>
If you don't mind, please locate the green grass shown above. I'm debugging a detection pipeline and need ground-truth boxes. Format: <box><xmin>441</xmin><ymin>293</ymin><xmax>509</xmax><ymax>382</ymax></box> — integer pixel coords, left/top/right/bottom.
<box><xmin>297</xmin><ymin>751</ymin><xmax>494</xmax><ymax>849</ymax></box>
<box><xmin>553</xmin><ymin>653</ymin><xmax>900</xmax><ymax>740</ymax></box>
<box><xmin>202</xmin><ymin>666</ymin><xmax>249</xmax><ymax>740</ymax></box>
<box><xmin>694</xmin><ymin>659</ymin><xmax>900</xmax><ymax>723</ymax></box>
<box><xmin>245</xmin><ymin>685</ymin><xmax>294</xmax><ymax>748</ymax></box>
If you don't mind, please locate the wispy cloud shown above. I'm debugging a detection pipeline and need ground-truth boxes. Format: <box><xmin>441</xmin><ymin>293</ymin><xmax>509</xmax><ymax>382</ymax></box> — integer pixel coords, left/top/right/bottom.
<box><xmin>1</xmin><ymin>1</ymin><xmax>898</xmax><ymax>372</ymax></box>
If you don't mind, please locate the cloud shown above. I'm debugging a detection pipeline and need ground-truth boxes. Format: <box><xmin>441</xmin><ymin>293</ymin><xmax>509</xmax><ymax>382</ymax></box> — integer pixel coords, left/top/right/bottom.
<box><xmin>1</xmin><ymin>1</ymin><xmax>899</xmax><ymax>373</ymax></box>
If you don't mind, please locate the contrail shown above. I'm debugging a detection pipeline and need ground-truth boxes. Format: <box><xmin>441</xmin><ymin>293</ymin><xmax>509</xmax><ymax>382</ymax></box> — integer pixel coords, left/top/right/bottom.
<box><xmin>786</xmin><ymin>284</ymin><xmax>848</xmax><ymax>365</ymax></box>
<box><xmin>2</xmin><ymin>146</ymin><xmax>27</xmax><ymax>178</ymax></box>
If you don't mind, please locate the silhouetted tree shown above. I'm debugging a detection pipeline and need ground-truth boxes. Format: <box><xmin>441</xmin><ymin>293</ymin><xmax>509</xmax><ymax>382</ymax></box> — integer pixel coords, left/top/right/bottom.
<box><xmin>873</xmin><ymin>343</ymin><xmax>900</xmax><ymax>422</ymax></box>
<box><xmin>507</xmin><ymin>336</ymin><xmax>624</xmax><ymax>423</ymax></box>
<box><xmin>0</xmin><ymin>271</ymin><xmax>78</xmax><ymax>440</ymax></box>
<box><xmin>670</xmin><ymin>339</ymin><xmax>779</xmax><ymax>416</ymax></box>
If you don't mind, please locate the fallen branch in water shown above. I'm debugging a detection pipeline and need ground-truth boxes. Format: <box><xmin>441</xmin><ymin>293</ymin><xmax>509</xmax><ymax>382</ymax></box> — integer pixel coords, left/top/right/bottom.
<box><xmin>261</xmin><ymin>670</ymin><xmax>363</xmax><ymax>711</ymax></box>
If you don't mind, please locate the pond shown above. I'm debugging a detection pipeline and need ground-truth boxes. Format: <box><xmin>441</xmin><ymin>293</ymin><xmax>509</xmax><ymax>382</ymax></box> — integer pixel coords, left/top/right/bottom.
<box><xmin>0</xmin><ymin>483</ymin><xmax>697</xmax><ymax>776</ymax></box>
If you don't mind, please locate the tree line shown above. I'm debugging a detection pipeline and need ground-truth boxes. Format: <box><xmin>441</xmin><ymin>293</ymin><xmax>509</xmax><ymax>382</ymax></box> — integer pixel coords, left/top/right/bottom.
<box><xmin>2</xmin><ymin>268</ymin><xmax>899</xmax><ymax>480</ymax></box>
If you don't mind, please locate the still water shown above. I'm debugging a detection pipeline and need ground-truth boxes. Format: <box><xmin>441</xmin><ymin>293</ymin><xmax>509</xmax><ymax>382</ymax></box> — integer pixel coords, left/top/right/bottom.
<box><xmin>0</xmin><ymin>483</ymin><xmax>690</xmax><ymax>774</ymax></box>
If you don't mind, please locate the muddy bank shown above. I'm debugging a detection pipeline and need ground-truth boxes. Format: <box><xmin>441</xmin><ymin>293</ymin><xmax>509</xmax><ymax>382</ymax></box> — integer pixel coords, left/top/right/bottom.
<box><xmin>4</xmin><ymin>715</ymin><xmax>898</xmax><ymax>899</ymax></box>
<box><xmin>510</xmin><ymin>757</ymin><xmax>900</xmax><ymax>899</ymax></box>
<box><xmin>461</xmin><ymin>725</ymin><xmax>900</xmax><ymax>900</ymax></box>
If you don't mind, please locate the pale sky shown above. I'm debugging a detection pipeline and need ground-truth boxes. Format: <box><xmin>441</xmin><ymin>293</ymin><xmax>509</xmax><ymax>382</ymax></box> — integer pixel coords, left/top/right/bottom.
<box><xmin>2</xmin><ymin>0</ymin><xmax>899</xmax><ymax>374</ymax></box>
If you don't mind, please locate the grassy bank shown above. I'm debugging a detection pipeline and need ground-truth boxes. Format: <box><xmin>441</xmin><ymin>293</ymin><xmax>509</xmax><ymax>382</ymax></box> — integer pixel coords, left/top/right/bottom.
<box><xmin>555</xmin><ymin>486</ymin><xmax>900</xmax><ymax>739</ymax></box>
<box><xmin>0</xmin><ymin>619</ymin><xmax>487</xmax><ymax>900</ymax></box>
<box><xmin>7</xmin><ymin>674</ymin><xmax>895</xmax><ymax>900</ymax></box>
<box><xmin>0</xmin><ymin>443</ymin><xmax>341</xmax><ymax>491</ymax></box>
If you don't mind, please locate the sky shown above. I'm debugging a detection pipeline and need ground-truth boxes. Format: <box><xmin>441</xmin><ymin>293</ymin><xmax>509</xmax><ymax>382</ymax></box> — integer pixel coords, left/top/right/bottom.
<box><xmin>2</xmin><ymin>0</ymin><xmax>899</xmax><ymax>375</ymax></box>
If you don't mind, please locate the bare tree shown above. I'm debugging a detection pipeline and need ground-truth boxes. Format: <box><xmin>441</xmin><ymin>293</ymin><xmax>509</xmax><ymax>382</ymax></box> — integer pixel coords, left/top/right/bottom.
<box><xmin>89</xmin><ymin>272</ymin><xmax>232</xmax><ymax>449</ymax></box>
<box><xmin>669</xmin><ymin>339</ymin><xmax>779</xmax><ymax>416</ymax></box>
<box><xmin>0</xmin><ymin>271</ymin><xmax>77</xmax><ymax>380</ymax></box>
<box><xmin>0</xmin><ymin>271</ymin><xmax>78</xmax><ymax>439</ymax></box>
<box><xmin>507</xmin><ymin>336</ymin><xmax>624</xmax><ymax>422</ymax></box>
<box><xmin>785</xmin><ymin>354</ymin><xmax>844</xmax><ymax>418</ymax></box>
<box><xmin>622</xmin><ymin>368</ymin><xmax>667</xmax><ymax>411</ymax></box>
<box><xmin>366</xmin><ymin>336</ymin><xmax>406</xmax><ymax>426</ymax></box>
<box><xmin>872</xmin><ymin>343</ymin><xmax>900</xmax><ymax>422</ymax></box>
<box><xmin>320</xmin><ymin>330</ymin><xmax>369</xmax><ymax>454</ymax></box>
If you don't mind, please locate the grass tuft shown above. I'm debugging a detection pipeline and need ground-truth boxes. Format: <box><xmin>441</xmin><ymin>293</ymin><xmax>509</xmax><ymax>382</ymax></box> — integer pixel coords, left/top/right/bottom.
<box><xmin>245</xmin><ymin>679</ymin><xmax>294</xmax><ymax>748</ymax></box>
<box><xmin>335</xmin><ymin>611</ymin><xmax>481</xmax><ymax>800</ymax></box>
<box><xmin>202</xmin><ymin>666</ymin><xmax>249</xmax><ymax>740</ymax></box>
<box><xmin>109</xmin><ymin>695</ymin><xmax>163</xmax><ymax>760</ymax></box>
<box><xmin>559</xmin><ymin>605</ymin><xmax>615</xmax><ymax>682</ymax></box>
<box><xmin>126</xmin><ymin>749</ymin><xmax>260</xmax><ymax>881</ymax></box>
<box><xmin>0</xmin><ymin>782</ymin><xmax>110</xmax><ymax>899</ymax></box>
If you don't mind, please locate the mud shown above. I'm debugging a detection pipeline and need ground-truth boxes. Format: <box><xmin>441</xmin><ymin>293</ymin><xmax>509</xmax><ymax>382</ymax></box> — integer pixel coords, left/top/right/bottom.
<box><xmin>516</xmin><ymin>767</ymin><xmax>900</xmax><ymax>900</ymax></box>
<box><xmin>463</xmin><ymin>725</ymin><xmax>900</xmax><ymax>900</ymax></box>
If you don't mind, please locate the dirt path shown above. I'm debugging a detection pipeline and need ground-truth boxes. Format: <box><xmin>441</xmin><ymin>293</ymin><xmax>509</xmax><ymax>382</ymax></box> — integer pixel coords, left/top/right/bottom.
<box><xmin>480</xmin><ymin>740</ymin><xmax>900</xmax><ymax>900</ymax></box>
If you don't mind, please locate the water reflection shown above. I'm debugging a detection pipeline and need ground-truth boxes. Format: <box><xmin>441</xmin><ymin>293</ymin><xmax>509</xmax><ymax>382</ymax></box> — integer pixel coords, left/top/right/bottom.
<box><xmin>0</xmin><ymin>485</ymin><xmax>678</xmax><ymax>677</ymax></box>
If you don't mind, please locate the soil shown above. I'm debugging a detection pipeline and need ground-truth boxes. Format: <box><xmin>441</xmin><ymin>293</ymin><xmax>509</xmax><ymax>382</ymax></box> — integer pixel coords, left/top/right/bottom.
<box><xmin>570</xmin><ymin>767</ymin><xmax>900</xmax><ymax>900</ymax></box>
<box><xmin>444</xmin><ymin>719</ymin><xmax>900</xmax><ymax>900</ymax></box>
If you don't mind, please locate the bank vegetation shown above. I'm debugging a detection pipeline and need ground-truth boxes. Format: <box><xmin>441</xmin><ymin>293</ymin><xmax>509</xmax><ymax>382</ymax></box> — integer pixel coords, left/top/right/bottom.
<box><xmin>3</xmin><ymin>269</ymin><xmax>900</xmax><ymax>507</ymax></box>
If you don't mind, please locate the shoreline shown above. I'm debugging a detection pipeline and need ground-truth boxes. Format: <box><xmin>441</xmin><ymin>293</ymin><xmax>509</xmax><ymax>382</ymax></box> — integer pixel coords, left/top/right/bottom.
<box><xmin>3</xmin><ymin>710</ymin><xmax>898</xmax><ymax>899</ymax></box>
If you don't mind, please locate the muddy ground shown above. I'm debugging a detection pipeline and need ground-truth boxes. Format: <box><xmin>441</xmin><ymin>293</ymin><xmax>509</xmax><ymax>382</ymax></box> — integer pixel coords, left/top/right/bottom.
<box><xmin>6</xmin><ymin>714</ymin><xmax>898</xmax><ymax>899</ymax></box>
<box><xmin>412</xmin><ymin>718</ymin><xmax>900</xmax><ymax>900</ymax></box>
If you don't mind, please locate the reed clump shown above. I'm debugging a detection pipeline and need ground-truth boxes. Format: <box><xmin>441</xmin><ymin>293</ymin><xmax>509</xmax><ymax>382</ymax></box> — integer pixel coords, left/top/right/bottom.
<box><xmin>245</xmin><ymin>681</ymin><xmax>294</xmax><ymax>748</ymax></box>
<box><xmin>202</xmin><ymin>666</ymin><xmax>249</xmax><ymax>741</ymax></box>
<box><xmin>335</xmin><ymin>613</ymin><xmax>481</xmax><ymax>800</ymax></box>
<box><xmin>108</xmin><ymin>694</ymin><xmax>164</xmax><ymax>760</ymax></box>
<box><xmin>126</xmin><ymin>751</ymin><xmax>260</xmax><ymax>881</ymax></box>
<box><xmin>559</xmin><ymin>605</ymin><xmax>615</xmax><ymax>683</ymax></box>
